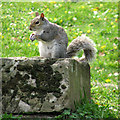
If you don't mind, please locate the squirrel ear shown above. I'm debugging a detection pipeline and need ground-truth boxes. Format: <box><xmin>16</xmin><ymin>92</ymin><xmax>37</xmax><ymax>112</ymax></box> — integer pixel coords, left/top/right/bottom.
<box><xmin>40</xmin><ymin>13</ymin><xmax>44</xmax><ymax>20</ymax></box>
<box><xmin>36</xmin><ymin>12</ymin><xmax>39</xmax><ymax>17</ymax></box>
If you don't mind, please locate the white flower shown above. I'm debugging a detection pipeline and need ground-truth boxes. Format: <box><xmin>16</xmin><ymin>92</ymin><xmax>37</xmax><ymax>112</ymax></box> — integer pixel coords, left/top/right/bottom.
<box><xmin>102</xmin><ymin>9</ymin><xmax>109</xmax><ymax>15</ymax></box>
<box><xmin>114</xmin><ymin>72</ymin><xmax>118</xmax><ymax>76</ymax></box>
<box><xmin>28</xmin><ymin>11</ymin><xmax>34</xmax><ymax>14</ymax></box>
<box><xmin>114</xmin><ymin>109</ymin><xmax>117</xmax><ymax>111</ymax></box>
<box><xmin>68</xmin><ymin>11</ymin><xmax>72</xmax><ymax>14</ymax></box>
<box><xmin>93</xmin><ymin>11</ymin><xmax>98</xmax><ymax>15</ymax></box>
<box><xmin>114</xmin><ymin>15</ymin><xmax>118</xmax><ymax>18</ymax></box>
<box><xmin>108</xmin><ymin>73</ymin><xmax>112</xmax><ymax>77</ymax></box>
<box><xmin>10</xmin><ymin>23</ymin><xmax>16</xmax><ymax>26</ymax></box>
<box><xmin>73</xmin><ymin>17</ymin><xmax>77</xmax><ymax>21</ymax></box>
<box><xmin>104</xmin><ymin>18</ymin><xmax>107</xmax><ymax>20</ymax></box>
<box><xmin>109</xmin><ymin>107</ymin><xmax>113</xmax><ymax>110</ymax></box>
<box><xmin>54</xmin><ymin>4</ymin><xmax>58</xmax><ymax>8</ymax></box>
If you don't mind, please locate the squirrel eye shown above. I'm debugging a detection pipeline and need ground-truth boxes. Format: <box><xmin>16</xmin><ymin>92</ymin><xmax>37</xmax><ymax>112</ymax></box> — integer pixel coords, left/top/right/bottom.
<box><xmin>35</xmin><ymin>21</ymin><xmax>39</xmax><ymax>24</ymax></box>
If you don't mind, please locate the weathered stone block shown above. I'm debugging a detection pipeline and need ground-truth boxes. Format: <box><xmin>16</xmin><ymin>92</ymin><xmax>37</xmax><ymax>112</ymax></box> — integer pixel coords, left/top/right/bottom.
<box><xmin>0</xmin><ymin>57</ymin><xmax>90</xmax><ymax>113</ymax></box>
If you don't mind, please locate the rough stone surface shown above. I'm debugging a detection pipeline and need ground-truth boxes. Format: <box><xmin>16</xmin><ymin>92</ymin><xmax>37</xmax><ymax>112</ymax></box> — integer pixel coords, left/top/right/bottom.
<box><xmin>0</xmin><ymin>57</ymin><xmax>90</xmax><ymax>113</ymax></box>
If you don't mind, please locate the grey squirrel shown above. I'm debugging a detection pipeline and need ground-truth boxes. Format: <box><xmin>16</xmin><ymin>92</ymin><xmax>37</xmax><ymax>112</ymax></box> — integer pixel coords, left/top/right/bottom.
<box><xmin>29</xmin><ymin>12</ymin><xmax>97</xmax><ymax>61</ymax></box>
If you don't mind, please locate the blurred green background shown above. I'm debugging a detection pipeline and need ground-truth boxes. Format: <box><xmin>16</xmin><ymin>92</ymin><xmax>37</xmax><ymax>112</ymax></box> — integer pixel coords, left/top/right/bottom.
<box><xmin>1</xmin><ymin>2</ymin><xmax>118</xmax><ymax>118</ymax></box>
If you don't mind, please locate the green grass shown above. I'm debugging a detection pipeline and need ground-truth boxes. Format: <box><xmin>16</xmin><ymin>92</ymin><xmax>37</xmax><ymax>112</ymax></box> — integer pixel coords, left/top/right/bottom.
<box><xmin>0</xmin><ymin>113</ymin><xmax>22</xmax><ymax>120</ymax></box>
<box><xmin>1</xmin><ymin>1</ymin><xmax>118</xmax><ymax>119</ymax></box>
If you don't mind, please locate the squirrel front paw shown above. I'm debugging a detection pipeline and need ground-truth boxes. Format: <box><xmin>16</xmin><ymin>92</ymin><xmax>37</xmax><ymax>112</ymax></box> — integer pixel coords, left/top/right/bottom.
<box><xmin>30</xmin><ymin>33</ymin><xmax>36</xmax><ymax>41</ymax></box>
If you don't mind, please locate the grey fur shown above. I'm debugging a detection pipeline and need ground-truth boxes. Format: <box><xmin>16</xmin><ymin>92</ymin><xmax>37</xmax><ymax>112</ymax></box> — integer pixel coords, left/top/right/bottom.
<box><xmin>66</xmin><ymin>35</ymin><xmax>97</xmax><ymax>61</ymax></box>
<box><xmin>37</xmin><ymin>24</ymin><xmax>58</xmax><ymax>42</ymax></box>
<box><xmin>29</xmin><ymin>13</ymin><xmax>97</xmax><ymax>61</ymax></box>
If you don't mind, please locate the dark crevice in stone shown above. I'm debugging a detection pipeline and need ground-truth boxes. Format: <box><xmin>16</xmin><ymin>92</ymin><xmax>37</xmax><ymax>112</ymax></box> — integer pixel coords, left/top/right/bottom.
<box><xmin>53</xmin><ymin>92</ymin><xmax>62</xmax><ymax>98</ymax></box>
<box><xmin>23</xmin><ymin>74</ymin><xmax>30</xmax><ymax>80</ymax></box>
<box><xmin>17</xmin><ymin>64</ymin><xmax>33</xmax><ymax>72</ymax></box>
<box><xmin>4</xmin><ymin>68</ymin><xmax>10</xmax><ymax>72</ymax></box>
<box><xmin>61</xmin><ymin>84</ymin><xmax>67</xmax><ymax>89</ymax></box>
<box><xmin>44</xmin><ymin>58</ymin><xmax>57</xmax><ymax>65</ymax></box>
<box><xmin>11</xmin><ymin>87</ymin><xmax>19</xmax><ymax>100</ymax></box>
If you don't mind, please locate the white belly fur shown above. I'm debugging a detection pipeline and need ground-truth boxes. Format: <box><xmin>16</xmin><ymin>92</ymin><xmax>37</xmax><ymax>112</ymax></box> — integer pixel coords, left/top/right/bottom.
<box><xmin>38</xmin><ymin>40</ymin><xmax>57</xmax><ymax>57</ymax></box>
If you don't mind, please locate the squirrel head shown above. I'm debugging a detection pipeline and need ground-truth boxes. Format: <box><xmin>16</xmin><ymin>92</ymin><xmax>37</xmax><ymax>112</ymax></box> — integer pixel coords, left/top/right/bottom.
<box><xmin>29</xmin><ymin>12</ymin><xmax>48</xmax><ymax>31</ymax></box>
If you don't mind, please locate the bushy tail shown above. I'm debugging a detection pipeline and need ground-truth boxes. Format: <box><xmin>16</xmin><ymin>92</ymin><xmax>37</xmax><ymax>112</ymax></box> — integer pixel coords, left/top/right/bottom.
<box><xmin>66</xmin><ymin>34</ymin><xmax>97</xmax><ymax>61</ymax></box>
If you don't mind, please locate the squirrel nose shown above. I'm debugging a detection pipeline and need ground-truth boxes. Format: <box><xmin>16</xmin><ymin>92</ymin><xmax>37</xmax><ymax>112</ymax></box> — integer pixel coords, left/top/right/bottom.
<box><xmin>29</xmin><ymin>27</ymin><xmax>32</xmax><ymax>30</ymax></box>
<box><xmin>29</xmin><ymin>25</ymin><xmax>32</xmax><ymax>30</ymax></box>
